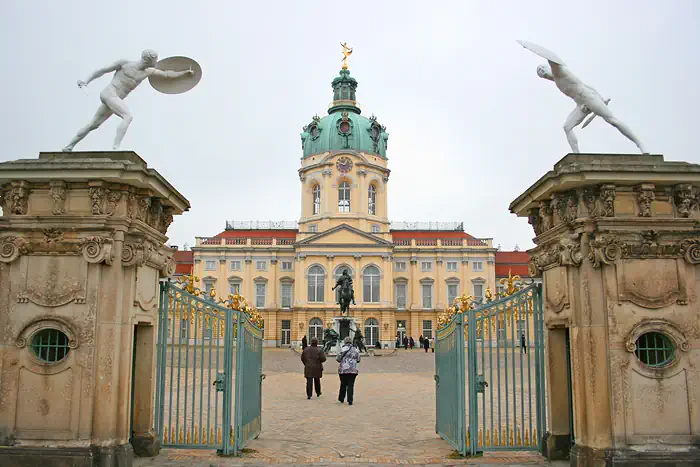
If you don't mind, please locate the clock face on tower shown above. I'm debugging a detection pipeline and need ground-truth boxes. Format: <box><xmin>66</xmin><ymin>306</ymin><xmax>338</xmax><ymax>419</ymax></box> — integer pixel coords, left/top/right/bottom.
<box><xmin>336</xmin><ymin>156</ymin><xmax>353</xmax><ymax>173</ymax></box>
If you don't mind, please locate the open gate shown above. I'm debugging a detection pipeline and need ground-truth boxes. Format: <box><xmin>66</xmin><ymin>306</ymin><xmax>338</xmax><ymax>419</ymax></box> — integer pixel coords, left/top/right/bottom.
<box><xmin>436</xmin><ymin>283</ymin><xmax>545</xmax><ymax>457</ymax></box>
<box><xmin>435</xmin><ymin>312</ymin><xmax>468</xmax><ymax>455</ymax></box>
<box><xmin>154</xmin><ymin>280</ymin><xmax>264</xmax><ymax>456</ymax></box>
<box><xmin>466</xmin><ymin>284</ymin><xmax>546</xmax><ymax>455</ymax></box>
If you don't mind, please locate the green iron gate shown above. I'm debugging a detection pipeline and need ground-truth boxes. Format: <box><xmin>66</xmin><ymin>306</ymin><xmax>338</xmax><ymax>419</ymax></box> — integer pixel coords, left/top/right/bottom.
<box><xmin>466</xmin><ymin>284</ymin><xmax>546</xmax><ymax>455</ymax></box>
<box><xmin>435</xmin><ymin>312</ymin><xmax>468</xmax><ymax>456</ymax></box>
<box><xmin>154</xmin><ymin>280</ymin><xmax>264</xmax><ymax>456</ymax></box>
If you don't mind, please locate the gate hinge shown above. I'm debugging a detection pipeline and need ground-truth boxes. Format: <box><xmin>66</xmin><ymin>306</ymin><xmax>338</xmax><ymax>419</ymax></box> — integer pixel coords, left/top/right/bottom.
<box><xmin>434</xmin><ymin>374</ymin><xmax>439</xmax><ymax>385</ymax></box>
<box><xmin>213</xmin><ymin>372</ymin><xmax>225</xmax><ymax>392</ymax></box>
<box><xmin>261</xmin><ymin>373</ymin><xmax>266</xmax><ymax>381</ymax></box>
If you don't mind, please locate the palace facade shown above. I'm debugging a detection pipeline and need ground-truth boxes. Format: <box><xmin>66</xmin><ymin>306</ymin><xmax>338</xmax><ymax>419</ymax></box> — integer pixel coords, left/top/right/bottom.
<box><xmin>186</xmin><ymin>67</ymin><xmax>507</xmax><ymax>348</ymax></box>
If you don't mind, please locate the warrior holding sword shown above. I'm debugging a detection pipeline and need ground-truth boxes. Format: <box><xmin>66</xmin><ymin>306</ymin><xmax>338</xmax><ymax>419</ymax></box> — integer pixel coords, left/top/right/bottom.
<box><xmin>518</xmin><ymin>40</ymin><xmax>647</xmax><ymax>154</ymax></box>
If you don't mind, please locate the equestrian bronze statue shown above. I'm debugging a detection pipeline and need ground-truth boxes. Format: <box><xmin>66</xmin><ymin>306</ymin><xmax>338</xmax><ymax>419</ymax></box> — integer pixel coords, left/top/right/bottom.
<box><xmin>332</xmin><ymin>269</ymin><xmax>356</xmax><ymax>315</ymax></box>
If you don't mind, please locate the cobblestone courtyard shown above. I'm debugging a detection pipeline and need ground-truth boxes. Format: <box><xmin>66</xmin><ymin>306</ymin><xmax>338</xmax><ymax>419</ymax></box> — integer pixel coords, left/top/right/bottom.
<box><xmin>138</xmin><ymin>348</ymin><xmax>554</xmax><ymax>466</ymax></box>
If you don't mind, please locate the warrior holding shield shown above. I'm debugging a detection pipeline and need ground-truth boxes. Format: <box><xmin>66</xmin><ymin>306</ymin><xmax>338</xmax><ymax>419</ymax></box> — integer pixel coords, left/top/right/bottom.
<box><xmin>63</xmin><ymin>49</ymin><xmax>201</xmax><ymax>151</ymax></box>
<box><xmin>517</xmin><ymin>40</ymin><xmax>647</xmax><ymax>154</ymax></box>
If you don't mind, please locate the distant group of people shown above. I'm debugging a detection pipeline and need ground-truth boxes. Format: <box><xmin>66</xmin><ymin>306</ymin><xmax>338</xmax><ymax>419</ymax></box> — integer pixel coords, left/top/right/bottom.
<box><xmin>395</xmin><ymin>335</ymin><xmax>434</xmax><ymax>352</ymax></box>
<box><xmin>300</xmin><ymin>335</ymin><xmax>361</xmax><ymax>405</ymax></box>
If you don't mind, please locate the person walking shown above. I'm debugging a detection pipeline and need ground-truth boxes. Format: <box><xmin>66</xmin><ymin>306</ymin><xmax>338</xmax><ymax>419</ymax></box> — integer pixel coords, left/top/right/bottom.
<box><xmin>403</xmin><ymin>336</ymin><xmax>408</xmax><ymax>350</ymax></box>
<box><xmin>431</xmin><ymin>337</ymin><xmax>435</xmax><ymax>353</ymax></box>
<box><xmin>419</xmin><ymin>335</ymin><xmax>424</xmax><ymax>346</ymax></box>
<box><xmin>409</xmin><ymin>336</ymin><xmax>415</xmax><ymax>349</ymax></box>
<box><xmin>423</xmin><ymin>335</ymin><xmax>430</xmax><ymax>353</ymax></box>
<box><xmin>301</xmin><ymin>337</ymin><xmax>326</xmax><ymax>399</ymax></box>
<box><xmin>337</xmin><ymin>336</ymin><xmax>361</xmax><ymax>405</ymax></box>
<box><xmin>520</xmin><ymin>332</ymin><xmax>527</xmax><ymax>354</ymax></box>
<box><xmin>301</xmin><ymin>335</ymin><xmax>308</xmax><ymax>350</ymax></box>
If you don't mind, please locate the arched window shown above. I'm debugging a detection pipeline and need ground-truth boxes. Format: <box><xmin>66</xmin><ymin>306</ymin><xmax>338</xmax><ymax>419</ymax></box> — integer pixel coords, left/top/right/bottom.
<box><xmin>309</xmin><ymin>318</ymin><xmax>324</xmax><ymax>342</ymax></box>
<box><xmin>312</xmin><ymin>185</ymin><xmax>321</xmax><ymax>215</ymax></box>
<box><xmin>364</xmin><ymin>318</ymin><xmax>380</xmax><ymax>346</ymax></box>
<box><xmin>307</xmin><ymin>265</ymin><xmax>325</xmax><ymax>302</ymax></box>
<box><xmin>363</xmin><ymin>265</ymin><xmax>380</xmax><ymax>303</ymax></box>
<box><xmin>368</xmin><ymin>184</ymin><xmax>377</xmax><ymax>215</ymax></box>
<box><xmin>338</xmin><ymin>181</ymin><xmax>350</xmax><ymax>212</ymax></box>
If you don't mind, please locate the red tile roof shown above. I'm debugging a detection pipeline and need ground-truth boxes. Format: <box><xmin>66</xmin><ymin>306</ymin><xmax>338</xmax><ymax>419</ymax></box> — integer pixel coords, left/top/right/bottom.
<box><xmin>214</xmin><ymin>230</ymin><xmax>297</xmax><ymax>239</ymax></box>
<box><xmin>495</xmin><ymin>251</ymin><xmax>530</xmax><ymax>278</ymax></box>
<box><xmin>175</xmin><ymin>263</ymin><xmax>193</xmax><ymax>275</ymax></box>
<box><xmin>173</xmin><ymin>250</ymin><xmax>193</xmax><ymax>262</ymax></box>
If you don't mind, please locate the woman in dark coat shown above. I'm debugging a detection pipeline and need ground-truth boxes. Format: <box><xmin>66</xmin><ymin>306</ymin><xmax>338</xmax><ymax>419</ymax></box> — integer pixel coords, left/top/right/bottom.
<box><xmin>301</xmin><ymin>335</ymin><xmax>308</xmax><ymax>349</ymax></box>
<box><xmin>423</xmin><ymin>335</ymin><xmax>430</xmax><ymax>352</ymax></box>
<box><xmin>301</xmin><ymin>337</ymin><xmax>326</xmax><ymax>399</ymax></box>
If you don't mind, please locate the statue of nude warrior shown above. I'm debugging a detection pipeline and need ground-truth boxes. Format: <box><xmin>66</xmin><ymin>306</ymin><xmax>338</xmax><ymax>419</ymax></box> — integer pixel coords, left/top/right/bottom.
<box><xmin>63</xmin><ymin>49</ymin><xmax>194</xmax><ymax>152</ymax></box>
<box><xmin>517</xmin><ymin>40</ymin><xmax>648</xmax><ymax>154</ymax></box>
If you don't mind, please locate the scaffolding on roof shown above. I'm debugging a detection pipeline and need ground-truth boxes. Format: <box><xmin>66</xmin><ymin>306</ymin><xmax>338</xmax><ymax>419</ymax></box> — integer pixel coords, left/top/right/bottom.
<box><xmin>389</xmin><ymin>221</ymin><xmax>464</xmax><ymax>231</ymax></box>
<box><xmin>225</xmin><ymin>221</ymin><xmax>298</xmax><ymax>230</ymax></box>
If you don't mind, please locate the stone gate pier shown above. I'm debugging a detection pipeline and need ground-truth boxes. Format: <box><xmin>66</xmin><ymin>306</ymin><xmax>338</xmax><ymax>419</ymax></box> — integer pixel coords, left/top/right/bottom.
<box><xmin>510</xmin><ymin>154</ymin><xmax>700</xmax><ymax>466</ymax></box>
<box><xmin>0</xmin><ymin>152</ymin><xmax>189</xmax><ymax>466</ymax></box>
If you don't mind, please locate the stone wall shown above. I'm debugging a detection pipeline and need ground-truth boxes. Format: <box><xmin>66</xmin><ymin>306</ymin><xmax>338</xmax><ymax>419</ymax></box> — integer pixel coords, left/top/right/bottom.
<box><xmin>0</xmin><ymin>152</ymin><xmax>189</xmax><ymax>467</ymax></box>
<box><xmin>510</xmin><ymin>154</ymin><xmax>700</xmax><ymax>466</ymax></box>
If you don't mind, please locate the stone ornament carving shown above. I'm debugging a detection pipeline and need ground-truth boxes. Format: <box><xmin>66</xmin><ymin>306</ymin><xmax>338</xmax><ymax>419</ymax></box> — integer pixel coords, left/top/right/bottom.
<box><xmin>530</xmin><ymin>234</ymin><xmax>582</xmax><ymax>274</ymax></box>
<box><xmin>43</xmin><ymin>228</ymin><xmax>65</xmax><ymax>245</ymax></box>
<box><xmin>89</xmin><ymin>187</ymin><xmax>106</xmax><ymax>215</ymax></box>
<box><xmin>528</xmin><ymin>208</ymin><xmax>542</xmax><ymax>236</ymax></box>
<box><xmin>588</xmin><ymin>232</ymin><xmax>700</xmax><ymax>268</ymax></box>
<box><xmin>122</xmin><ymin>242</ymin><xmax>147</xmax><ymax>267</ymax></box>
<box><xmin>10</xmin><ymin>182</ymin><xmax>29</xmax><ymax>215</ymax></box>
<box><xmin>636</xmin><ymin>184</ymin><xmax>655</xmax><ymax>217</ymax></box>
<box><xmin>581</xmin><ymin>187</ymin><xmax>597</xmax><ymax>217</ymax></box>
<box><xmin>538</xmin><ymin>200</ymin><xmax>553</xmax><ymax>232</ymax></box>
<box><xmin>50</xmin><ymin>184</ymin><xmax>67</xmax><ymax>215</ymax></box>
<box><xmin>674</xmin><ymin>184</ymin><xmax>699</xmax><ymax>218</ymax></box>
<box><xmin>600</xmin><ymin>185</ymin><xmax>616</xmax><ymax>217</ymax></box>
<box><xmin>79</xmin><ymin>236</ymin><xmax>114</xmax><ymax>265</ymax></box>
<box><xmin>17</xmin><ymin>269</ymin><xmax>86</xmax><ymax>307</ymax></box>
<box><xmin>105</xmin><ymin>189</ymin><xmax>123</xmax><ymax>216</ymax></box>
<box><xmin>554</xmin><ymin>192</ymin><xmax>578</xmax><ymax>224</ymax></box>
<box><xmin>0</xmin><ymin>235</ymin><xmax>29</xmax><ymax>264</ymax></box>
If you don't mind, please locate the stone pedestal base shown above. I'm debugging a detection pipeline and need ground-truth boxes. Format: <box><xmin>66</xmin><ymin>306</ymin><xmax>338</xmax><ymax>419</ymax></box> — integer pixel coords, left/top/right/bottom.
<box><xmin>542</xmin><ymin>431</ymin><xmax>571</xmax><ymax>460</ymax></box>
<box><xmin>571</xmin><ymin>444</ymin><xmax>700</xmax><ymax>466</ymax></box>
<box><xmin>0</xmin><ymin>443</ymin><xmax>133</xmax><ymax>467</ymax></box>
<box><xmin>131</xmin><ymin>430</ymin><xmax>161</xmax><ymax>457</ymax></box>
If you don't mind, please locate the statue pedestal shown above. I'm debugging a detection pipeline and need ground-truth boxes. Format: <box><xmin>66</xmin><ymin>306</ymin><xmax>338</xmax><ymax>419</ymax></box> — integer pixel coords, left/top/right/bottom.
<box><xmin>328</xmin><ymin>316</ymin><xmax>357</xmax><ymax>355</ymax></box>
<box><xmin>0</xmin><ymin>152</ymin><xmax>189</xmax><ymax>467</ymax></box>
<box><xmin>510</xmin><ymin>153</ymin><xmax>700</xmax><ymax>466</ymax></box>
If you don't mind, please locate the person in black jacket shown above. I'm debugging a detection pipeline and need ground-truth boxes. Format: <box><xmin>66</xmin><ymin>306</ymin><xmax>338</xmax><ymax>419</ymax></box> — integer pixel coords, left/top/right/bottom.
<box><xmin>423</xmin><ymin>336</ymin><xmax>430</xmax><ymax>352</ymax></box>
<box><xmin>301</xmin><ymin>335</ymin><xmax>308</xmax><ymax>349</ymax></box>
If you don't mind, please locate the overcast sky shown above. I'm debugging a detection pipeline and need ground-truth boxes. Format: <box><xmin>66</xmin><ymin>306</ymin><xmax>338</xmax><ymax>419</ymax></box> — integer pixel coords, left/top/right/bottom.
<box><xmin>3</xmin><ymin>1</ymin><xmax>699</xmax><ymax>251</ymax></box>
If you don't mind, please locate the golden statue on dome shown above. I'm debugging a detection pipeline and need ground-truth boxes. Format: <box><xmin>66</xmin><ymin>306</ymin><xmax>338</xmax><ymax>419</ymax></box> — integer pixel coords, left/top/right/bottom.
<box><xmin>340</xmin><ymin>42</ymin><xmax>353</xmax><ymax>70</ymax></box>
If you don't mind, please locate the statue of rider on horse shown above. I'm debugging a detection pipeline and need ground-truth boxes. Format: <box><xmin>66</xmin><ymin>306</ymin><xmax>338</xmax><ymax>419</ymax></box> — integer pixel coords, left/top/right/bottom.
<box><xmin>332</xmin><ymin>269</ymin><xmax>356</xmax><ymax>315</ymax></box>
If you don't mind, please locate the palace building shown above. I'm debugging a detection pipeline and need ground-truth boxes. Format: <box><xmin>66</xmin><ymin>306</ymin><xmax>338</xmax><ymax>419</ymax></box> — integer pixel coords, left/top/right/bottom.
<box><xmin>186</xmin><ymin>66</ymin><xmax>507</xmax><ymax>348</ymax></box>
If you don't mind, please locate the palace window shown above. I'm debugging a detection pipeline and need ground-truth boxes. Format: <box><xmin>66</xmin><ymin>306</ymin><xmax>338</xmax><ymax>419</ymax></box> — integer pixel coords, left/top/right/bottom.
<box><xmin>229</xmin><ymin>280</ymin><xmax>241</xmax><ymax>295</ymax></box>
<box><xmin>421</xmin><ymin>261</ymin><xmax>432</xmax><ymax>272</ymax></box>
<box><xmin>256</xmin><ymin>260</ymin><xmax>267</xmax><ymax>271</ymax></box>
<box><xmin>363</xmin><ymin>265</ymin><xmax>380</xmax><ymax>303</ymax></box>
<box><xmin>205</xmin><ymin>260</ymin><xmax>216</xmax><ymax>271</ymax></box>
<box><xmin>307</xmin><ymin>265</ymin><xmax>325</xmax><ymax>302</ymax></box>
<box><xmin>281</xmin><ymin>261</ymin><xmax>293</xmax><ymax>271</ymax></box>
<box><xmin>371</xmin><ymin>224</ymin><xmax>380</xmax><ymax>233</ymax></box>
<box><xmin>395</xmin><ymin>283</ymin><xmax>407</xmax><ymax>309</ymax></box>
<box><xmin>395</xmin><ymin>261</ymin><xmax>407</xmax><ymax>272</ymax></box>
<box><xmin>309</xmin><ymin>317</ymin><xmax>324</xmax><ymax>342</ymax></box>
<box><xmin>447</xmin><ymin>283</ymin><xmax>458</xmax><ymax>307</ymax></box>
<box><xmin>203</xmin><ymin>281</ymin><xmax>215</xmax><ymax>296</ymax></box>
<box><xmin>368</xmin><ymin>185</ymin><xmax>377</xmax><ymax>215</ymax></box>
<box><xmin>180</xmin><ymin>319</ymin><xmax>189</xmax><ymax>342</ymax></box>
<box><xmin>472</xmin><ymin>261</ymin><xmax>484</xmax><ymax>272</ymax></box>
<box><xmin>309</xmin><ymin>224</ymin><xmax>318</xmax><ymax>233</ymax></box>
<box><xmin>364</xmin><ymin>318</ymin><xmax>380</xmax><ymax>346</ymax></box>
<box><xmin>422</xmin><ymin>283</ymin><xmax>433</xmax><ymax>309</ymax></box>
<box><xmin>230</xmin><ymin>260</ymin><xmax>241</xmax><ymax>271</ymax></box>
<box><xmin>447</xmin><ymin>261</ymin><xmax>458</xmax><ymax>272</ymax></box>
<box><xmin>473</xmin><ymin>283</ymin><xmax>484</xmax><ymax>305</ymax></box>
<box><xmin>338</xmin><ymin>181</ymin><xmax>351</xmax><ymax>212</ymax></box>
<box><xmin>423</xmin><ymin>320</ymin><xmax>433</xmax><ymax>340</ymax></box>
<box><xmin>30</xmin><ymin>329</ymin><xmax>70</xmax><ymax>363</ymax></box>
<box><xmin>312</xmin><ymin>185</ymin><xmax>321</xmax><ymax>215</ymax></box>
<box><xmin>255</xmin><ymin>283</ymin><xmax>266</xmax><ymax>308</ymax></box>
<box><xmin>281</xmin><ymin>282</ymin><xmax>293</xmax><ymax>309</ymax></box>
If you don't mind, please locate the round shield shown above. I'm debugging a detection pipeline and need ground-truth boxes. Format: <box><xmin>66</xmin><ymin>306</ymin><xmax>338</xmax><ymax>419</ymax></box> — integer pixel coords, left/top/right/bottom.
<box><xmin>516</xmin><ymin>40</ymin><xmax>566</xmax><ymax>66</ymax></box>
<box><xmin>149</xmin><ymin>56</ymin><xmax>202</xmax><ymax>94</ymax></box>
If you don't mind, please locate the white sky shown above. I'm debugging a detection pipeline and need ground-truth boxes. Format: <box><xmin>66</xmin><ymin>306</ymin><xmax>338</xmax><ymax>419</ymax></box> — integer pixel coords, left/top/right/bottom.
<box><xmin>2</xmin><ymin>1</ymin><xmax>699</xmax><ymax>251</ymax></box>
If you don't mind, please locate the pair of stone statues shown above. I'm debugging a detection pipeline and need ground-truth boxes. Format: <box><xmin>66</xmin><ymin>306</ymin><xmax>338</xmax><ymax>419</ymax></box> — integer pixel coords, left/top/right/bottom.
<box><xmin>64</xmin><ymin>43</ymin><xmax>647</xmax><ymax>154</ymax></box>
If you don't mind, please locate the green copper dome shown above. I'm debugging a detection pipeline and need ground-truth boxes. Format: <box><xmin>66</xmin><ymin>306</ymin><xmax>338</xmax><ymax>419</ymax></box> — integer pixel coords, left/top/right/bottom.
<box><xmin>300</xmin><ymin>69</ymin><xmax>389</xmax><ymax>159</ymax></box>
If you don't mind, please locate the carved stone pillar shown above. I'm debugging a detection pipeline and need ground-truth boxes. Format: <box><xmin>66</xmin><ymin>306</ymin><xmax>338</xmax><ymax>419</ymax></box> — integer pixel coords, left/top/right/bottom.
<box><xmin>510</xmin><ymin>154</ymin><xmax>700</xmax><ymax>467</ymax></box>
<box><xmin>0</xmin><ymin>152</ymin><xmax>190</xmax><ymax>467</ymax></box>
